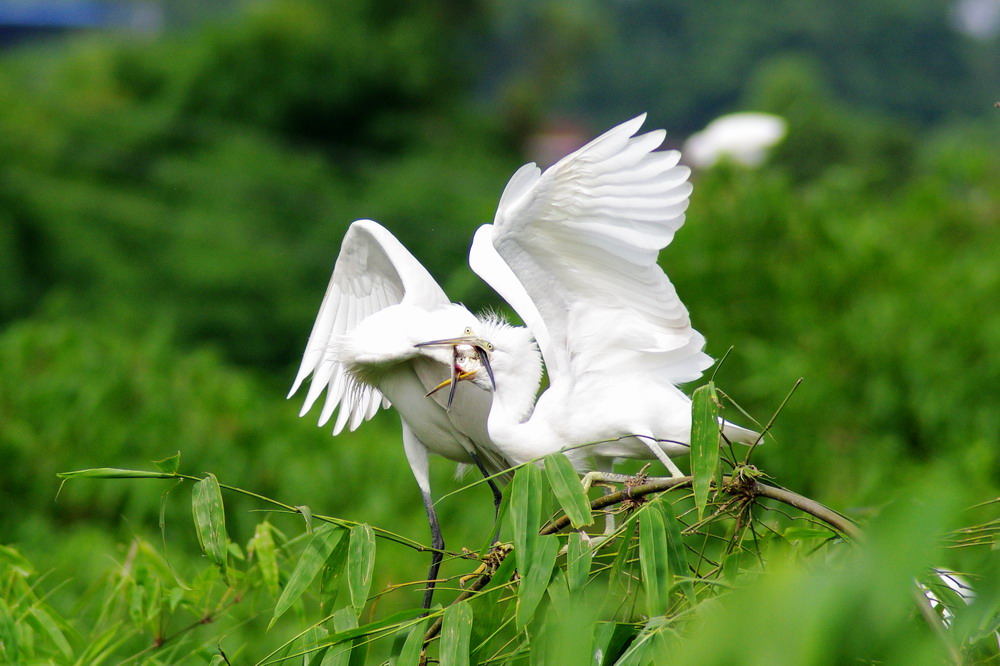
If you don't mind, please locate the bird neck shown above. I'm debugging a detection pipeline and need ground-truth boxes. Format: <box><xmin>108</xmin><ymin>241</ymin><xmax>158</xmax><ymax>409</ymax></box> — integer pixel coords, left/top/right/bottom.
<box><xmin>486</xmin><ymin>371</ymin><xmax>549</xmax><ymax>465</ymax></box>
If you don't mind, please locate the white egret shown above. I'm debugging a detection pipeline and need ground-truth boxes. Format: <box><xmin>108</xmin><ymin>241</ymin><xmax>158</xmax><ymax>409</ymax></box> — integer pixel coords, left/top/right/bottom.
<box><xmin>420</xmin><ymin>115</ymin><xmax>758</xmax><ymax>482</ymax></box>
<box><xmin>683</xmin><ymin>111</ymin><xmax>787</xmax><ymax>169</ymax></box>
<box><xmin>288</xmin><ymin>219</ymin><xmax>540</xmax><ymax>608</ymax></box>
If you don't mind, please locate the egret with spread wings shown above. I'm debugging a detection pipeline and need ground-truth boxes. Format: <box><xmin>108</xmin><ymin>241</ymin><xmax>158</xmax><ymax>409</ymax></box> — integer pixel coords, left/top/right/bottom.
<box><xmin>288</xmin><ymin>219</ymin><xmax>540</xmax><ymax>608</ymax></box>
<box><xmin>421</xmin><ymin>115</ymin><xmax>758</xmax><ymax>482</ymax></box>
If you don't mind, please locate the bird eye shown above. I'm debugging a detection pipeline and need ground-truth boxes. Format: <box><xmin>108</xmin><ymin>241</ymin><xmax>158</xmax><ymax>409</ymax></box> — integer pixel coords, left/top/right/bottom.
<box><xmin>485</xmin><ymin>342</ymin><xmax>494</xmax><ymax>352</ymax></box>
<box><xmin>464</xmin><ymin>326</ymin><xmax>473</xmax><ymax>335</ymax></box>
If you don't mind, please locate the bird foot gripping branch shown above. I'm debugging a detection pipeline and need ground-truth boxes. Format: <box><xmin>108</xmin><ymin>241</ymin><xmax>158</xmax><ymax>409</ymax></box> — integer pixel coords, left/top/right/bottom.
<box><xmin>725</xmin><ymin>463</ymin><xmax>768</xmax><ymax>497</ymax></box>
<box><xmin>459</xmin><ymin>542</ymin><xmax>513</xmax><ymax>587</ymax></box>
<box><xmin>621</xmin><ymin>463</ymin><xmax>653</xmax><ymax>511</ymax></box>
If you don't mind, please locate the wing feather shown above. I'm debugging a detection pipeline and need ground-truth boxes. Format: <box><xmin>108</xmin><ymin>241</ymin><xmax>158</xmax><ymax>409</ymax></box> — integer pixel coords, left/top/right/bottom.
<box><xmin>289</xmin><ymin>219</ymin><xmax>449</xmax><ymax>433</ymax></box>
<box><xmin>481</xmin><ymin>115</ymin><xmax>713</xmax><ymax>385</ymax></box>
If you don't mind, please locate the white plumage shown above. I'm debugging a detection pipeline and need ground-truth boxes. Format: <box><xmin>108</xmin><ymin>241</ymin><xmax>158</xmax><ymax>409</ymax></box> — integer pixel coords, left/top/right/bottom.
<box><xmin>683</xmin><ymin>111</ymin><xmax>787</xmax><ymax>169</ymax></box>
<box><xmin>439</xmin><ymin>115</ymin><xmax>758</xmax><ymax>478</ymax></box>
<box><xmin>288</xmin><ymin>219</ymin><xmax>540</xmax><ymax>607</ymax></box>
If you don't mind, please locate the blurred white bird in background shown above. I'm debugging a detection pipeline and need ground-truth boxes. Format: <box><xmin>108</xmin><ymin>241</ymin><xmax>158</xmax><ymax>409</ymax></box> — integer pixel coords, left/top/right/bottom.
<box><xmin>420</xmin><ymin>115</ymin><xmax>759</xmax><ymax>484</ymax></box>
<box><xmin>683</xmin><ymin>111</ymin><xmax>787</xmax><ymax>169</ymax></box>
<box><xmin>288</xmin><ymin>219</ymin><xmax>540</xmax><ymax>608</ymax></box>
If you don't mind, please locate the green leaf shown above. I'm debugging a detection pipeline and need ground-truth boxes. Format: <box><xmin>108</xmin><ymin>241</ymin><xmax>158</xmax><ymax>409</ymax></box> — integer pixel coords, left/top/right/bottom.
<box><xmin>323</xmin><ymin>606</ymin><xmax>360</xmax><ymax>666</ymax></box>
<box><xmin>783</xmin><ymin>526</ymin><xmax>838</xmax><ymax>541</ymax></box>
<box><xmin>594</xmin><ymin>622</ymin><xmax>640</xmax><ymax>666</ymax></box>
<box><xmin>270</xmin><ymin>523</ymin><xmax>345</xmax><ymax>628</ymax></box>
<box><xmin>248</xmin><ymin>521</ymin><xmax>280</xmax><ymax>597</ymax></box>
<box><xmin>316</xmin><ymin>609</ymin><xmax>425</xmax><ymax>648</ymax></box>
<box><xmin>440</xmin><ymin>600</ymin><xmax>473</xmax><ymax>666</ymax></box>
<box><xmin>302</xmin><ymin>625</ymin><xmax>329</xmax><ymax>666</ymax></box>
<box><xmin>58</xmin><ymin>467</ymin><xmax>177</xmax><ymax>479</ymax></box>
<box><xmin>394</xmin><ymin>617</ymin><xmax>428</xmax><ymax>666</ymax></box>
<box><xmin>639</xmin><ymin>502</ymin><xmax>671</xmax><ymax>617</ymax></box>
<box><xmin>516</xmin><ymin>534</ymin><xmax>559</xmax><ymax>629</ymax></box>
<box><xmin>510</xmin><ymin>463</ymin><xmax>543</xmax><ymax>574</ymax></box>
<box><xmin>565</xmin><ymin>532</ymin><xmax>592</xmax><ymax>593</ymax></box>
<box><xmin>544</xmin><ymin>453</ymin><xmax>593</xmax><ymax>528</ymax></box>
<box><xmin>690</xmin><ymin>381</ymin><xmax>721</xmax><ymax>519</ymax></box>
<box><xmin>538</xmin><ymin>580</ymin><xmax>600</xmax><ymax>665</ymax></box>
<box><xmin>29</xmin><ymin>607</ymin><xmax>73</xmax><ymax>659</ymax></box>
<box><xmin>613</xmin><ymin>617</ymin><xmax>670</xmax><ymax>666</ymax></box>
<box><xmin>298</xmin><ymin>505</ymin><xmax>314</xmax><ymax>533</ymax></box>
<box><xmin>660</xmin><ymin>498</ymin><xmax>693</xmax><ymax>602</ymax></box>
<box><xmin>159</xmin><ymin>478</ymin><xmax>184</xmax><ymax>537</ymax></box>
<box><xmin>0</xmin><ymin>544</ymin><xmax>34</xmax><ymax>577</ymax></box>
<box><xmin>609</xmin><ymin>522</ymin><xmax>639</xmax><ymax>597</ymax></box>
<box><xmin>321</xmin><ymin>536</ymin><xmax>351</xmax><ymax>609</ymax></box>
<box><xmin>192</xmin><ymin>473</ymin><xmax>228</xmax><ymax>576</ymax></box>
<box><xmin>347</xmin><ymin>524</ymin><xmax>376</xmax><ymax>617</ymax></box>
<box><xmin>0</xmin><ymin>599</ymin><xmax>17</xmax><ymax>662</ymax></box>
<box><xmin>152</xmin><ymin>451</ymin><xmax>181</xmax><ymax>474</ymax></box>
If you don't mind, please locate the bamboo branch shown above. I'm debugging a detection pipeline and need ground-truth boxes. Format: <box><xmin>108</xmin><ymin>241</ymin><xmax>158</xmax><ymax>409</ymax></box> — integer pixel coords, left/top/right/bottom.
<box><xmin>539</xmin><ymin>475</ymin><xmax>861</xmax><ymax>540</ymax></box>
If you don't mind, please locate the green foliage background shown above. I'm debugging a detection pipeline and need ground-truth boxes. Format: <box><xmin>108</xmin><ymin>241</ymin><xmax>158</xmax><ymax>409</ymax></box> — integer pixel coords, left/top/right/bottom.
<box><xmin>1</xmin><ymin>0</ymin><xmax>998</xmax><ymax>662</ymax></box>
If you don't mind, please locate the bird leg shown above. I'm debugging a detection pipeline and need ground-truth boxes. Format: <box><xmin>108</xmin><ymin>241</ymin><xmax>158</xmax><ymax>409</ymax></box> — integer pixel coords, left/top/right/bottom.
<box><xmin>639</xmin><ymin>436</ymin><xmax>686</xmax><ymax>478</ymax></box>
<box><xmin>419</xmin><ymin>488</ymin><xmax>445</xmax><ymax>612</ymax></box>
<box><xmin>581</xmin><ymin>464</ymin><xmax>660</xmax><ymax>536</ymax></box>
<box><xmin>581</xmin><ymin>470</ymin><xmax>637</xmax><ymax>493</ymax></box>
<box><xmin>468</xmin><ymin>450</ymin><xmax>504</xmax><ymax>544</ymax></box>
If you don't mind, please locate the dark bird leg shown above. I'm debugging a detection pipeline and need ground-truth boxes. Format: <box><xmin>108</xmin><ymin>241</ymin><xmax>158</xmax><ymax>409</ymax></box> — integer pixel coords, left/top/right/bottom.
<box><xmin>402</xmin><ymin>423</ymin><xmax>445</xmax><ymax>611</ymax></box>
<box><xmin>420</xmin><ymin>488</ymin><xmax>445</xmax><ymax>611</ymax></box>
<box><xmin>469</xmin><ymin>450</ymin><xmax>504</xmax><ymax>543</ymax></box>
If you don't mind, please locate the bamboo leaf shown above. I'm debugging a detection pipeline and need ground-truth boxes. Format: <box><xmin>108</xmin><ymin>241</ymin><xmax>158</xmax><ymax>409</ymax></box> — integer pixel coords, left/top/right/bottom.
<box><xmin>58</xmin><ymin>467</ymin><xmax>177</xmax><ymax>479</ymax></box>
<box><xmin>639</xmin><ymin>502</ymin><xmax>671</xmax><ymax>617</ymax></box>
<box><xmin>510</xmin><ymin>463</ymin><xmax>543</xmax><ymax>574</ymax></box>
<box><xmin>314</xmin><ymin>608</ymin><xmax>424</xmax><ymax>648</ymax></box>
<box><xmin>302</xmin><ymin>625</ymin><xmax>328</xmax><ymax>666</ymax></box>
<box><xmin>613</xmin><ymin>617</ymin><xmax>670</xmax><ymax>666</ymax></box>
<box><xmin>321</xmin><ymin>536</ymin><xmax>351</xmax><ymax>609</ymax></box>
<box><xmin>566</xmin><ymin>532</ymin><xmax>592</xmax><ymax>593</ymax></box>
<box><xmin>440</xmin><ymin>600</ymin><xmax>473</xmax><ymax>666</ymax></box>
<box><xmin>660</xmin><ymin>498</ymin><xmax>694</xmax><ymax>602</ymax></box>
<box><xmin>270</xmin><ymin>523</ymin><xmax>345</xmax><ymax>628</ymax></box>
<box><xmin>516</xmin><ymin>534</ymin><xmax>559</xmax><ymax>630</ymax></box>
<box><xmin>152</xmin><ymin>452</ymin><xmax>181</xmax><ymax>474</ymax></box>
<box><xmin>323</xmin><ymin>606</ymin><xmax>360</xmax><ymax>666</ymax></box>
<box><xmin>347</xmin><ymin>524</ymin><xmax>376</xmax><ymax>617</ymax></box>
<box><xmin>298</xmin><ymin>505</ymin><xmax>314</xmax><ymax>533</ymax></box>
<box><xmin>0</xmin><ymin>599</ymin><xmax>18</xmax><ymax>662</ymax></box>
<box><xmin>594</xmin><ymin>622</ymin><xmax>640</xmax><ymax>666</ymax></box>
<box><xmin>159</xmin><ymin>478</ymin><xmax>184</xmax><ymax>537</ymax></box>
<box><xmin>394</xmin><ymin>617</ymin><xmax>428</xmax><ymax>666</ymax></box>
<box><xmin>0</xmin><ymin>544</ymin><xmax>35</xmax><ymax>577</ymax></box>
<box><xmin>690</xmin><ymin>381</ymin><xmax>721</xmax><ymax>519</ymax></box>
<box><xmin>29</xmin><ymin>607</ymin><xmax>73</xmax><ymax>659</ymax></box>
<box><xmin>192</xmin><ymin>473</ymin><xmax>228</xmax><ymax>576</ymax></box>
<box><xmin>248</xmin><ymin>521</ymin><xmax>280</xmax><ymax>598</ymax></box>
<box><xmin>544</xmin><ymin>453</ymin><xmax>593</xmax><ymax>528</ymax></box>
<box><xmin>609</xmin><ymin>522</ymin><xmax>639</xmax><ymax>597</ymax></box>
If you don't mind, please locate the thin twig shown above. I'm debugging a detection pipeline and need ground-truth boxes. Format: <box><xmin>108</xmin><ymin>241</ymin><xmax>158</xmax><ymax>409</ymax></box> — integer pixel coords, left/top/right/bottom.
<box><xmin>422</xmin><ymin>568</ymin><xmax>499</xmax><ymax>645</ymax></box>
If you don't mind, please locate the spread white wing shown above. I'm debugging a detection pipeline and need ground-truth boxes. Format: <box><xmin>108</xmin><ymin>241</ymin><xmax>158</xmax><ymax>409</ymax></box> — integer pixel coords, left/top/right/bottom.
<box><xmin>289</xmin><ymin>219</ymin><xmax>449</xmax><ymax>434</ymax></box>
<box><xmin>471</xmin><ymin>114</ymin><xmax>713</xmax><ymax>387</ymax></box>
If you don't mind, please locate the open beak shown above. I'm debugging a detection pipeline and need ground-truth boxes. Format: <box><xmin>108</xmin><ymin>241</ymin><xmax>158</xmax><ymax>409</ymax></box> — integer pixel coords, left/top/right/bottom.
<box><xmin>424</xmin><ymin>368</ymin><xmax>479</xmax><ymax>407</ymax></box>
<box><xmin>415</xmin><ymin>335</ymin><xmax>497</xmax><ymax>408</ymax></box>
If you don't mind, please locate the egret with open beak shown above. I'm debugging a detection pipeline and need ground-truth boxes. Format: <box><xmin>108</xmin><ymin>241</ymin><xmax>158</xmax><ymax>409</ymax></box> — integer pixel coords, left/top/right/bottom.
<box><xmin>415</xmin><ymin>328</ymin><xmax>496</xmax><ymax>409</ymax></box>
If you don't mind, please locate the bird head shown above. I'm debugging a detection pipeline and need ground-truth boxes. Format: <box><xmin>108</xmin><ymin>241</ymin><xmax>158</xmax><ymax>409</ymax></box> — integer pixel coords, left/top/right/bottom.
<box><xmin>414</xmin><ymin>326</ymin><xmax>496</xmax><ymax>408</ymax></box>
